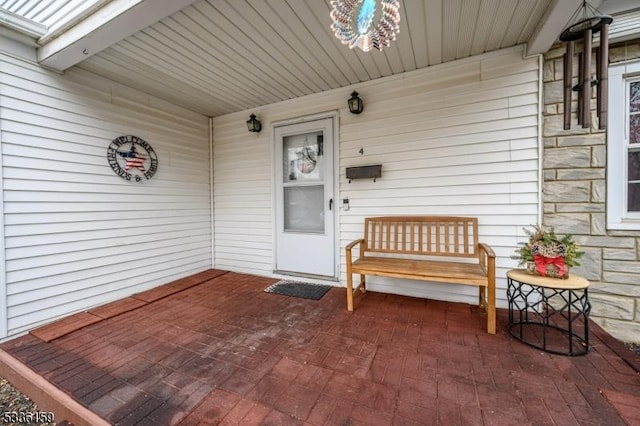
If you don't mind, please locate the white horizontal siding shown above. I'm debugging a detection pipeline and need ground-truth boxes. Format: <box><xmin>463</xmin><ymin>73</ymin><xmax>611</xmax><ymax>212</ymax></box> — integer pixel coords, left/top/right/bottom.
<box><xmin>608</xmin><ymin>9</ymin><xmax>640</xmax><ymax>42</ymax></box>
<box><xmin>0</xmin><ymin>53</ymin><xmax>211</xmax><ymax>338</ymax></box>
<box><xmin>212</xmin><ymin>46</ymin><xmax>540</xmax><ymax>307</ymax></box>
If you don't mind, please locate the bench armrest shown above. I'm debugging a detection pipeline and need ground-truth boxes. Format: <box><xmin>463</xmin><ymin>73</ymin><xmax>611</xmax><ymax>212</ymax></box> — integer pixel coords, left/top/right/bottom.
<box><xmin>346</xmin><ymin>238</ymin><xmax>365</xmax><ymax>251</ymax></box>
<box><xmin>478</xmin><ymin>242</ymin><xmax>496</xmax><ymax>276</ymax></box>
<box><xmin>346</xmin><ymin>238</ymin><xmax>365</xmax><ymax>265</ymax></box>
<box><xmin>478</xmin><ymin>242</ymin><xmax>496</xmax><ymax>258</ymax></box>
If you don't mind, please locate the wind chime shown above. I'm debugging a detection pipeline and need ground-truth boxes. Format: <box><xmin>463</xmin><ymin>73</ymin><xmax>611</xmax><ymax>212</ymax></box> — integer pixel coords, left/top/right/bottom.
<box><xmin>330</xmin><ymin>0</ymin><xmax>401</xmax><ymax>52</ymax></box>
<box><xmin>560</xmin><ymin>1</ymin><xmax>612</xmax><ymax>130</ymax></box>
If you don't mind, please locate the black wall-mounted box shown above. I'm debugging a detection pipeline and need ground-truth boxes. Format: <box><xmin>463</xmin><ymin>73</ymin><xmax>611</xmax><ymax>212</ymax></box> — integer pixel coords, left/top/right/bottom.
<box><xmin>346</xmin><ymin>164</ymin><xmax>382</xmax><ymax>182</ymax></box>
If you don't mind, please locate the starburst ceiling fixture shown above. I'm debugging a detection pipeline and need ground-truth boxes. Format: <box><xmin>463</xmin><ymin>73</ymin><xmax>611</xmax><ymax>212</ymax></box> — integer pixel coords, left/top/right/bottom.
<box><xmin>330</xmin><ymin>0</ymin><xmax>401</xmax><ymax>52</ymax></box>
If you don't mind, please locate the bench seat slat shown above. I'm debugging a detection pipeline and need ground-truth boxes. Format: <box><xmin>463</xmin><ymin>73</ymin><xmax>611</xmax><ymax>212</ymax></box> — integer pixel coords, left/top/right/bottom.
<box><xmin>352</xmin><ymin>257</ymin><xmax>488</xmax><ymax>286</ymax></box>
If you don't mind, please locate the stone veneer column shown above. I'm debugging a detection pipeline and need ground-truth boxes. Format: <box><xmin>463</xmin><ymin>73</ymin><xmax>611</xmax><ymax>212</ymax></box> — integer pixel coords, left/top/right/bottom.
<box><xmin>542</xmin><ymin>39</ymin><xmax>640</xmax><ymax>343</ymax></box>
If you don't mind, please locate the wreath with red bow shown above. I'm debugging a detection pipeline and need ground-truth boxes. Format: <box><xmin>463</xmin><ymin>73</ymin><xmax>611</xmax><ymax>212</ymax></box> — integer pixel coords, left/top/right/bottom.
<box><xmin>514</xmin><ymin>225</ymin><xmax>584</xmax><ymax>279</ymax></box>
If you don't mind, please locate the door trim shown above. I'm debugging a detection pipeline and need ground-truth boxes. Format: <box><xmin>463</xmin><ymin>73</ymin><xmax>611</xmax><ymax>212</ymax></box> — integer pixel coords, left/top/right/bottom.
<box><xmin>272</xmin><ymin>111</ymin><xmax>340</xmax><ymax>280</ymax></box>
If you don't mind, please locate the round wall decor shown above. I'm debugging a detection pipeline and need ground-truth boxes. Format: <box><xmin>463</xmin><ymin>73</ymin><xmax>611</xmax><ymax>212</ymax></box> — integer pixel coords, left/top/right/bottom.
<box><xmin>107</xmin><ymin>135</ymin><xmax>158</xmax><ymax>181</ymax></box>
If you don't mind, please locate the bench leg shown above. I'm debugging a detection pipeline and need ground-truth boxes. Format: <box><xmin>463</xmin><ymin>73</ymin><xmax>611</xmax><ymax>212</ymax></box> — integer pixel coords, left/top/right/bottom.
<box><xmin>359</xmin><ymin>275</ymin><xmax>366</xmax><ymax>293</ymax></box>
<box><xmin>478</xmin><ymin>286</ymin><xmax>486</xmax><ymax>309</ymax></box>
<box><xmin>487</xmin><ymin>280</ymin><xmax>496</xmax><ymax>335</ymax></box>
<box><xmin>347</xmin><ymin>271</ymin><xmax>354</xmax><ymax>312</ymax></box>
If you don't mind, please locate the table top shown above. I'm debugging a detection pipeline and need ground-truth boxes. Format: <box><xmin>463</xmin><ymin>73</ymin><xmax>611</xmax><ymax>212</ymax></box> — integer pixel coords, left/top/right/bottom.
<box><xmin>507</xmin><ymin>269</ymin><xmax>590</xmax><ymax>290</ymax></box>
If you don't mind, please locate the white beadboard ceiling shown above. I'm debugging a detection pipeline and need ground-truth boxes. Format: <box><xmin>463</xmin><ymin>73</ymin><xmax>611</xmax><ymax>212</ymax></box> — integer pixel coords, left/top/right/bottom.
<box><xmin>2</xmin><ymin>0</ymin><xmax>635</xmax><ymax>117</ymax></box>
<box><xmin>75</xmin><ymin>0</ymin><xmax>557</xmax><ymax>117</ymax></box>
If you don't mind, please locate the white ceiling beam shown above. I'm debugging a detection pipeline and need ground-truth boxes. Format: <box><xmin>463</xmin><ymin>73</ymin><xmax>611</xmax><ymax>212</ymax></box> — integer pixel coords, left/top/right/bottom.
<box><xmin>37</xmin><ymin>0</ymin><xmax>199</xmax><ymax>71</ymax></box>
<box><xmin>525</xmin><ymin>0</ymin><xmax>583</xmax><ymax>56</ymax></box>
<box><xmin>0</xmin><ymin>8</ymin><xmax>47</xmax><ymax>39</ymax></box>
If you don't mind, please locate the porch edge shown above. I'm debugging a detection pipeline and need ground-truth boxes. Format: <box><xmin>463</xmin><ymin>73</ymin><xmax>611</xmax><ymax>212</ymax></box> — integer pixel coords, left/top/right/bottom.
<box><xmin>591</xmin><ymin>320</ymin><xmax>640</xmax><ymax>374</ymax></box>
<box><xmin>0</xmin><ymin>349</ymin><xmax>110</xmax><ymax>426</ymax></box>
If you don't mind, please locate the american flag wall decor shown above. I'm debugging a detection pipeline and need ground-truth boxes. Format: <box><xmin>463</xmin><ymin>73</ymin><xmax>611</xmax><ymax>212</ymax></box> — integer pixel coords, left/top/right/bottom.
<box><xmin>107</xmin><ymin>135</ymin><xmax>159</xmax><ymax>182</ymax></box>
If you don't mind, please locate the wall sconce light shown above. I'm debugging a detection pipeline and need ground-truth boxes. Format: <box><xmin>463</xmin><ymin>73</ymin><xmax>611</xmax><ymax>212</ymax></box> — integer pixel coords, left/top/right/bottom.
<box><xmin>348</xmin><ymin>91</ymin><xmax>363</xmax><ymax>114</ymax></box>
<box><xmin>246</xmin><ymin>113</ymin><xmax>262</xmax><ymax>133</ymax></box>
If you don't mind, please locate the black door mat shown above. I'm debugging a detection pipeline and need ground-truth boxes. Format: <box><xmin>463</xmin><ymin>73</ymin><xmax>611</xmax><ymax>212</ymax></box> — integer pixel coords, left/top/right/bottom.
<box><xmin>264</xmin><ymin>280</ymin><xmax>332</xmax><ymax>300</ymax></box>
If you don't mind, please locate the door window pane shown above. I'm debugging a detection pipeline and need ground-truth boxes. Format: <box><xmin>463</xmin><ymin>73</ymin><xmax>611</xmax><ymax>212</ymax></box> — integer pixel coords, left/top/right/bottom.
<box><xmin>628</xmin><ymin>183</ymin><xmax>640</xmax><ymax>212</ymax></box>
<box><xmin>630</xmin><ymin>114</ymin><xmax>640</xmax><ymax>144</ymax></box>
<box><xmin>629</xmin><ymin>151</ymin><xmax>640</xmax><ymax>181</ymax></box>
<box><xmin>283</xmin><ymin>132</ymin><xmax>324</xmax><ymax>183</ymax></box>
<box><xmin>631</xmin><ymin>81</ymin><xmax>640</xmax><ymax>113</ymax></box>
<box><xmin>284</xmin><ymin>186</ymin><xmax>325</xmax><ymax>233</ymax></box>
<box><xmin>630</xmin><ymin>151</ymin><xmax>640</xmax><ymax>212</ymax></box>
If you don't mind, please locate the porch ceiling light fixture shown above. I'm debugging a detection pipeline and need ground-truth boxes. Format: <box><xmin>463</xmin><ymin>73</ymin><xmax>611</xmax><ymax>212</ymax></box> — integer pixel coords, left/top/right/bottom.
<box><xmin>348</xmin><ymin>91</ymin><xmax>364</xmax><ymax>114</ymax></box>
<box><xmin>330</xmin><ymin>0</ymin><xmax>401</xmax><ymax>52</ymax></box>
<box><xmin>560</xmin><ymin>1</ymin><xmax>612</xmax><ymax>130</ymax></box>
<box><xmin>246</xmin><ymin>113</ymin><xmax>262</xmax><ymax>133</ymax></box>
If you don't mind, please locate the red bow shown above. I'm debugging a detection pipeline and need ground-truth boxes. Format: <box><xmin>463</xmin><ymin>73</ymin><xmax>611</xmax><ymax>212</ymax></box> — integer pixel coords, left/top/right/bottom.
<box><xmin>534</xmin><ymin>254</ymin><xmax>567</xmax><ymax>277</ymax></box>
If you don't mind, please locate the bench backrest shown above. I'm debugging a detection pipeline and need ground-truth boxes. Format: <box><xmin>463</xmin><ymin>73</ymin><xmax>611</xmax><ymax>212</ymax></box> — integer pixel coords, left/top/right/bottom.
<box><xmin>363</xmin><ymin>216</ymin><xmax>479</xmax><ymax>258</ymax></box>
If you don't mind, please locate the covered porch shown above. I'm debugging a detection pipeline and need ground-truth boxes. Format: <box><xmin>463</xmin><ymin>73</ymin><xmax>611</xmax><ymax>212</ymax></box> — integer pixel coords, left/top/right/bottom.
<box><xmin>0</xmin><ymin>0</ymin><xmax>638</xmax><ymax>343</ymax></box>
<box><xmin>1</xmin><ymin>0</ymin><xmax>640</xmax><ymax>423</ymax></box>
<box><xmin>1</xmin><ymin>270</ymin><xmax>639</xmax><ymax>425</ymax></box>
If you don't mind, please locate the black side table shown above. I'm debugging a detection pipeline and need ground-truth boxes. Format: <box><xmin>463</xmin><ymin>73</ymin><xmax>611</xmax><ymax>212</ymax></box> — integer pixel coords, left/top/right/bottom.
<box><xmin>507</xmin><ymin>269</ymin><xmax>591</xmax><ymax>356</ymax></box>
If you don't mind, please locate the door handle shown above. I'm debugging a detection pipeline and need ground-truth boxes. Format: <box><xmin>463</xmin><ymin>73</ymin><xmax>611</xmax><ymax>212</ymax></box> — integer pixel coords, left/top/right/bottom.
<box><xmin>329</xmin><ymin>198</ymin><xmax>333</xmax><ymax>210</ymax></box>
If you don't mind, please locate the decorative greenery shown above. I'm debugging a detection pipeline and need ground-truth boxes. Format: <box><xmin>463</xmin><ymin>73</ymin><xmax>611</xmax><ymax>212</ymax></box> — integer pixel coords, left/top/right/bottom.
<box><xmin>514</xmin><ymin>225</ymin><xmax>584</xmax><ymax>268</ymax></box>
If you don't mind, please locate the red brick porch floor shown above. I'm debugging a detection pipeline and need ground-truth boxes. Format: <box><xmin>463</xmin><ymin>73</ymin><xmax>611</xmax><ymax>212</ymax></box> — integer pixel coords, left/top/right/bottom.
<box><xmin>1</xmin><ymin>269</ymin><xmax>639</xmax><ymax>425</ymax></box>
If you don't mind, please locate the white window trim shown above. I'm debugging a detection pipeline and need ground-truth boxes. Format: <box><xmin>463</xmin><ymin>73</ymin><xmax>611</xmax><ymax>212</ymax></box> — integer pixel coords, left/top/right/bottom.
<box><xmin>607</xmin><ymin>60</ymin><xmax>640</xmax><ymax>230</ymax></box>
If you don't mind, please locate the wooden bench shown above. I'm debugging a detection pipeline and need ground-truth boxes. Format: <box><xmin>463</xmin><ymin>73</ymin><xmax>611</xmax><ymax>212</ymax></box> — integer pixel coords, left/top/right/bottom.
<box><xmin>345</xmin><ymin>216</ymin><xmax>496</xmax><ymax>334</ymax></box>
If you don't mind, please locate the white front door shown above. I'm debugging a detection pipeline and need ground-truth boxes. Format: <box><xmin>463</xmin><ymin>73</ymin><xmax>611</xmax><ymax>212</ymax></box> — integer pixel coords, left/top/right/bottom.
<box><xmin>274</xmin><ymin>117</ymin><xmax>336</xmax><ymax>278</ymax></box>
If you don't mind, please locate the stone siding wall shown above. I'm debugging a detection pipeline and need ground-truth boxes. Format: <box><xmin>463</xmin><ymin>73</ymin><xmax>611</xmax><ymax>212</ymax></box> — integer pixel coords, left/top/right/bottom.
<box><xmin>543</xmin><ymin>39</ymin><xmax>640</xmax><ymax>343</ymax></box>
